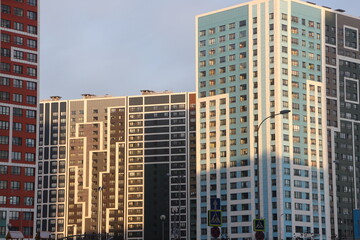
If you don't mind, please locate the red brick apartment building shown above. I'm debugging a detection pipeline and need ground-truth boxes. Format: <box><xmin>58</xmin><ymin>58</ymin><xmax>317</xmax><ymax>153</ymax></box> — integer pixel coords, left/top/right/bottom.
<box><xmin>0</xmin><ymin>0</ymin><xmax>39</xmax><ymax>238</ymax></box>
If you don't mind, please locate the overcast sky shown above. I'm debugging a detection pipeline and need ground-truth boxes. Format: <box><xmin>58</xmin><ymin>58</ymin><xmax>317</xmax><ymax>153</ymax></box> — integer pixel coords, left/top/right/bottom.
<box><xmin>40</xmin><ymin>0</ymin><xmax>360</xmax><ymax>100</ymax></box>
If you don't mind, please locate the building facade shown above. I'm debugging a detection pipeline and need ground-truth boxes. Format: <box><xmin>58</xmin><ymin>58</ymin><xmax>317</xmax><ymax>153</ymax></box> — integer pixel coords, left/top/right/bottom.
<box><xmin>325</xmin><ymin>8</ymin><xmax>360</xmax><ymax>240</ymax></box>
<box><xmin>0</xmin><ymin>0</ymin><xmax>39</xmax><ymax>238</ymax></box>
<box><xmin>195</xmin><ymin>0</ymin><xmax>345</xmax><ymax>239</ymax></box>
<box><xmin>36</xmin><ymin>92</ymin><xmax>196</xmax><ymax>240</ymax></box>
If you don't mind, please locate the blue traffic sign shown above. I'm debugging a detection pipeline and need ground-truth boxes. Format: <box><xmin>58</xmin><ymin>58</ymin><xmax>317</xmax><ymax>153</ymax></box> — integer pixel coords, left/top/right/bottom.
<box><xmin>210</xmin><ymin>198</ymin><xmax>221</xmax><ymax>210</ymax></box>
<box><xmin>208</xmin><ymin>210</ymin><xmax>222</xmax><ymax>226</ymax></box>
<box><xmin>253</xmin><ymin>219</ymin><xmax>266</xmax><ymax>231</ymax></box>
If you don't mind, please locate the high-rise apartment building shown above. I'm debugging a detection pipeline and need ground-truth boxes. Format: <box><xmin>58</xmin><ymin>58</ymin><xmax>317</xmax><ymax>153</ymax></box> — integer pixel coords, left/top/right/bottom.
<box><xmin>36</xmin><ymin>92</ymin><xmax>197</xmax><ymax>240</ymax></box>
<box><xmin>195</xmin><ymin>0</ymin><xmax>360</xmax><ymax>239</ymax></box>
<box><xmin>0</xmin><ymin>0</ymin><xmax>39</xmax><ymax>238</ymax></box>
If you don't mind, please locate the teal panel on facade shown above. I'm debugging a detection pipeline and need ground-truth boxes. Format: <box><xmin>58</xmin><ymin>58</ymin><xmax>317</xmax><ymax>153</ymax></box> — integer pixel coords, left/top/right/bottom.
<box><xmin>198</xmin><ymin>5</ymin><xmax>249</xmax><ymax>29</ymax></box>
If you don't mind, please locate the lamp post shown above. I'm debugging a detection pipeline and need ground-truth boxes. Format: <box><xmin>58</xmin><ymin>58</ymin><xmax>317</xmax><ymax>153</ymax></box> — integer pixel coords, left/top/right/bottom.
<box><xmin>160</xmin><ymin>215</ymin><xmax>166</xmax><ymax>240</ymax></box>
<box><xmin>97</xmin><ymin>186</ymin><xmax>104</xmax><ymax>239</ymax></box>
<box><xmin>255</xmin><ymin>110</ymin><xmax>290</xmax><ymax>220</ymax></box>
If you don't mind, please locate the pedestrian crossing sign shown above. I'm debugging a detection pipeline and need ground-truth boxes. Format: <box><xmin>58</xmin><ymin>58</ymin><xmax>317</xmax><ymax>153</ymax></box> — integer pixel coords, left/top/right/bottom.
<box><xmin>253</xmin><ymin>219</ymin><xmax>266</xmax><ymax>231</ymax></box>
<box><xmin>208</xmin><ymin>210</ymin><xmax>222</xmax><ymax>227</ymax></box>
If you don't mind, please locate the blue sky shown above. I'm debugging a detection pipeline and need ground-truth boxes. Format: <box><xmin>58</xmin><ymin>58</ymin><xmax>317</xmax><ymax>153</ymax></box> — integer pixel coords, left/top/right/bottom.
<box><xmin>40</xmin><ymin>0</ymin><xmax>360</xmax><ymax>100</ymax></box>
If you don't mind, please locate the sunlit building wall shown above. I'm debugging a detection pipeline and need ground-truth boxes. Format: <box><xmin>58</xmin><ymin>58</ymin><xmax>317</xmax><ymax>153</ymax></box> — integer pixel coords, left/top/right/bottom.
<box><xmin>36</xmin><ymin>92</ymin><xmax>196</xmax><ymax>240</ymax></box>
<box><xmin>195</xmin><ymin>0</ymin><xmax>339</xmax><ymax>239</ymax></box>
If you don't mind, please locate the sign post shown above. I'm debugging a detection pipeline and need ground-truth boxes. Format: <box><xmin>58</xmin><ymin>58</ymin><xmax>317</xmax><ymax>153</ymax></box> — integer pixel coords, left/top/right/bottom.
<box><xmin>208</xmin><ymin>197</ymin><xmax>222</xmax><ymax>239</ymax></box>
<box><xmin>253</xmin><ymin>219</ymin><xmax>265</xmax><ymax>240</ymax></box>
<box><xmin>210</xmin><ymin>198</ymin><xmax>220</xmax><ymax>210</ymax></box>
<box><xmin>211</xmin><ymin>226</ymin><xmax>220</xmax><ymax>238</ymax></box>
<box><xmin>208</xmin><ymin>210</ymin><xmax>222</xmax><ymax>227</ymax></box>
<box><xmin>253</xmin><ymin>219</ymin><xmax>266</xmax><ymax>231</ymax></box>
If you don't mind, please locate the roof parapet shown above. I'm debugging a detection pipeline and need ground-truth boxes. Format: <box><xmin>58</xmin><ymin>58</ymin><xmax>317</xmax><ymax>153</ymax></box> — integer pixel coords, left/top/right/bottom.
<box><xmin>50</xmin><ymin>96</ymin><xmax>62</xmax><ymax>101</ymax></box>
<box><xmin>140</xmin><ymin>90</ymin><xmax>173</xmax><ymax>95</ymax></box>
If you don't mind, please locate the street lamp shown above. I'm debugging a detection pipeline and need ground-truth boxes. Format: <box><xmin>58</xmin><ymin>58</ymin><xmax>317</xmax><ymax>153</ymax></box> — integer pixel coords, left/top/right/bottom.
<box><xmin>255</xmin><ymin>110</ymin><xmax>290</xmax><ymax>220</ymax></box>
<box><xmin>97</xmin><ymin>186</ymin><xmax>105</xmax><ymax>238</ymax></box>
<box><xmin>160</xmin><ymin>215</ymin><xmax>166</xmax><ymax>240</ymax></box>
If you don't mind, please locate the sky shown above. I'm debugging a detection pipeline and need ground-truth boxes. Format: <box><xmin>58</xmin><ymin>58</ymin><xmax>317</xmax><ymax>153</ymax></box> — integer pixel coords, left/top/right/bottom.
<box><xmin>40</xmin><ymin>0</ymin><xmax>360</xmax><ymax>100</ymax></box>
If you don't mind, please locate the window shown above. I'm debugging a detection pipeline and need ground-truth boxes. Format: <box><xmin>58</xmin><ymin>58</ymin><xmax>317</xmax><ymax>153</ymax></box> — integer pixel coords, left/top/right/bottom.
<box><xmin>27</xmin><ymin>0</ymin><xmax>37</xmax><ymax>6</ymax></box>
<box><xmin>0</xmin><ymin>92</ymin><xmax>10</xmax><ymax>101</ymax></box>
<box><xmin>26</xmin><ymin>81</ymin><xmax>36</xmax><ymax>90</ymax></box>
<box><xmin>0</xmin><ymin>196</ymin><xmax>6</xmax><ymax>204</ymax></box>
<box><xmin>1</xmin><ymin>48</ymin><xmax>10</xmax><ymax>57</ymax></box>
<box><xmin>0</xmin><ymin>155</ymin><xmax>9</xmax><ymax>167</ymax></box>
<box><xmin>0</xmin><ymin>106</ymin><xmax>9</xmax><ymax>115</ymax></box>
<box><xmin>12</xmin><ymin>137</ymin><xmax>22</xmax><ymax>146</ymax></box>
<box><xmin>0</xmin><ymin>63</ymin><xmax>10</xmax><ymax>72</ymax></box>
<box><xmin>13</xmin><ymin>123</ymin><xmax>22</xmax><ymax>131</ymax></box>
<box><xmin>26</xmin><ymin>96</ymin><xmax>36</xmax><ymax>105</ymax></box>
<box><xmin>0</xmin><ymin>121</ymin><xmax>9</xmax><ymax>130</ymax></box>
<box><xmin>26</xmin><ymin>110</ymin><xmax>36</xmax><ymax>118</ymax></box>
<box><xmin>27</xmin><ymin>67</ymin><xmax>37</xmax><ymax>76</ymax></box>
<box><xmin>25</xmin><ymin>168</ymin><xmax>35</xmax><ymax>176</ymax></box>
<box><xmin>13</xmin><ymin>65</ymin><xmax>23</xmax><ymax>74</ymax></box>
<box><xmin>0</xmin><ymin>181</ymin><xmax>7</xmax><ymax>189</ymax></box>
<box><xmin>27</xmin><ymin>53</ymin><xmax>37</xmax><ymax>62</ymax></box>
<box><xmin>27</xmin><ymin>25</ymin><xmax>37</xmax><ymax>34</ymax></box>
<box><xmin>27</xmin><ymin>39</ymin><xmax>37</xmax><ymax>48</ymax></box>
<box><xmin>25</xmin><ymin>153</ymin><xmax>35</xmax><ymax>161</ymax></box>
<box><xmin>11</xmin><ymin>181</ymin><xmax>20</xmax><ymax>189</ymax></box>
<box><xmin>9</xmin><ymin>196</ymin><xmax>20</xmax><ymax>205</ymax></box>
<box><xmin>26</xmin><ymin>124</ymin><xmax>36</xmax><ymax>133</ymax></box>
<box><xmin>14</xmin><ymin>22</ymin><xmax>24</xmax><ymax>31</ymax></box>
<box><xmin>1</xmin><ymin>19</ymin><xmax>10</xmax><ymax>28</ymax></box>
<box><xmin>14</xmin><ymin>7</ymin><xmax>23</xmax><ymax>16</ymax></box>
<box><xmin>13</xmin><ymin>94</ymin><xmax>23</xmax><ymax>103</ymax></box>
<box><xmin>1</xmin><ymin>33</ymin><xmax>10</xmax><ymax>42</ymax></box>
<box><xmin>24</xmin><ymin>182</ymin><xmax>34</xmax><ymax>191</ymax></box>
<box><xmin>9</xmin><ymin>211</ymin><xmax>19</xmax><ymax>220</ymax></box>
<box><xmin>24</xmin><ymin>197</ymin><xmax>33</xmax><ymax>205</ymax></box>
<box><xmin>13</xmin><ymin>79</ymin><xmax>23</xmax><ymax>88</ymax></box>
<box><xmin>26</xmin><ymin>139</ymin><xmax>35</xmax><ymax>147</ymax></box>
<box><xmin>14</xmin><ymin>36</ymin><xmax>23</xmax><ymax>45</ymax></box>
<box><xmin>13</xmin><ymin>108</ymin><xmax>22</xmax><ymax>116</ymax></box>
<box><xmin>0</xmin><ymin>136</ymin><xmax>9</xmax><ymax>144</ymax></box>
<box><xmin>1</xmin><ymin>5</ymin><xmax>11</xmax><ymax>14</ymax></box>
<box><xmin>27</xmin><ymin>11</ymin><xmax>37</xmax><ymax>20</ymax></box>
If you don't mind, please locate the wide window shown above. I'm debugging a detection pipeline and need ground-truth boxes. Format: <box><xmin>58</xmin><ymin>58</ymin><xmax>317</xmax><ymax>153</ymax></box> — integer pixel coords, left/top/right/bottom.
<box><xmin>27</xmin><ymin>0</ymin><xmax>37</xmax><ymax>6</ymax></box>
<box><xmin>14</xmin><ymin>22</ymin><xmax>24</xmax><ymax>31</ymax></box>
<box><xmin>27</xmin><ymin>67</ymin><xmax>37</xmax><ymax>76</ymax></box>
<box><xmin>27</xmin><ymin>11</ymin><xmax>37</xmax><ymax>20</ymax></box>
<box><xmin>14</xmin><ymin>36</ymin><xmax>23</xmax><ymax>45</ymax></box>
<box><xmin>13</xmin><ymin>94</ymin><xmax>23</xmax><ymax>103</ymax></box>
<box><xmin>0</xmin><ymin>92</ymin><xmax>10</xmax><ymax>101</ymax></box>
<box><xmin>13</xmin><ymin>65</ymin><xmax>23</xmax><ymax>74</ymax></box>
<box><xmin>27</xmin><ymin>39</ymin><xmax>37</xmax><ymax>48</ymax></box>
<box><xmin>26</xmin><ymin>96</ymin><xmax>36</xmax><ymax>105</ymax></box>
<box><xmin>14</xmin><ymin>50</ymin><xmax>24</xmax><ymax>59</ymax></box>
<box><xmin>27</xmin><ymin>25</ymin><xmax>37</xmax><ymax>34</ymax></box>
<box><xmin>1</xmin><ymin>48</ymin><xmax>10</xmax><ymax>57</ymax></box>
<box><xmin>0</xmin><ymin>63</ymin><xmax>10</xmax><ymax>72</ymax></box>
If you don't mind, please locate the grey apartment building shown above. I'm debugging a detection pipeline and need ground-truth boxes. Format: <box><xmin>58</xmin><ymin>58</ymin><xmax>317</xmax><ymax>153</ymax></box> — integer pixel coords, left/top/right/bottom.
<box><xmin>36</xmin><ymin>92</ymin><xmax>196</xmax><ymax>240</ymax></box>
